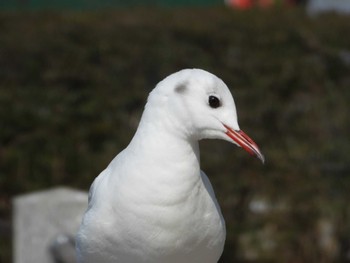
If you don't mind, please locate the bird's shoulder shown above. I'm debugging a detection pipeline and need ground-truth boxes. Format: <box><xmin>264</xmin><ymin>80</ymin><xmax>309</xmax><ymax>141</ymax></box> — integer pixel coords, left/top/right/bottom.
<box><xmin>87</xmin><ymin>167</ymin><xmax>111</xmax><ymax>208</ymax></box>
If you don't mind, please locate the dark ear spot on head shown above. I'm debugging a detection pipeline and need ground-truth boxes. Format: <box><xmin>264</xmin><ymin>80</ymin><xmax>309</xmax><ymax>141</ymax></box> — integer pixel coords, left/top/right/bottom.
<box><xmin>175</xmin><ymin>82</ymin><xmax>188</xmax><ymax>94</ymax></box>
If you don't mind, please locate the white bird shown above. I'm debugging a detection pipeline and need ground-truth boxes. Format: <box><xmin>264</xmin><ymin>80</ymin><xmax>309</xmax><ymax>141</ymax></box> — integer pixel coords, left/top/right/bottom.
<box><xmin>76</xmin><ymin>68</ymin><xmax>264</xmax><ymax>263</ymax></box>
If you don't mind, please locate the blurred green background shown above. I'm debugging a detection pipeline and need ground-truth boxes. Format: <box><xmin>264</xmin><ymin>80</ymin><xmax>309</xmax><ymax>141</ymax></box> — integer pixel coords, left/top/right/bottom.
<box><xmin>0</xmin><ymin>0</ymin><xmax>222</xmax><ymax>10</ymax></box>
<box><xmin>1</xmin><ymin>5</ymin><xmax>350</xmax><ymax>263</ymax></box>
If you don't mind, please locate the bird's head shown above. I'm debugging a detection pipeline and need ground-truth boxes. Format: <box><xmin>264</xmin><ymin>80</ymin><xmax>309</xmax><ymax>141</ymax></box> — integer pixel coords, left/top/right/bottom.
<box><xmin>145</xmin><ymin>68</ymin><xmax>264</xmax><ymax>163</ymax></box>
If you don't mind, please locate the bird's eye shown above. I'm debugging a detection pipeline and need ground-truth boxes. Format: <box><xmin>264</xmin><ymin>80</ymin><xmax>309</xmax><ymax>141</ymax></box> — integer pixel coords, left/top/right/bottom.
<box><xmin>208</xmin><ymin>95</ymin><xmax>220</xmax><ymax>108</ymax></box>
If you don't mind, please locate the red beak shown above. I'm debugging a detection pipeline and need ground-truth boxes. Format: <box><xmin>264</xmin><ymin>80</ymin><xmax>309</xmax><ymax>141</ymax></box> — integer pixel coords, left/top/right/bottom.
<box><xmin>224</xmin><ymin>124</ymin><xmax>265</xmax><ymax>163</ymax></box>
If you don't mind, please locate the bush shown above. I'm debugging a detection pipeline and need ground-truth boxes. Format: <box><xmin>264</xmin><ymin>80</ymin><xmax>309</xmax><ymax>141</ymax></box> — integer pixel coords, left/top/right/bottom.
<box><xmin>0</xmin><ymin>7</ymin><xmax>350</xmax><ymax>262</ymax></box>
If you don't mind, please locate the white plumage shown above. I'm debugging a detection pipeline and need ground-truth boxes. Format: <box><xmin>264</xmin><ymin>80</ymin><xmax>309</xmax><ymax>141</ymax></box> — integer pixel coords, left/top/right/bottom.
<box><xmin>76</xmin><ymin>69</ymin><xmax>264</xmax><ymax>263</ymax></box>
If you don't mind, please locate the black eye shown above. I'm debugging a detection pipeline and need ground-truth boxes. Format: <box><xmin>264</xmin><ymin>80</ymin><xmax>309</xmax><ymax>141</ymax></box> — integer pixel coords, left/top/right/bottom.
<box><xmin>208</xmin><ymin>95</ymin><xmax>220</xmax><ymax>108</ymax></box>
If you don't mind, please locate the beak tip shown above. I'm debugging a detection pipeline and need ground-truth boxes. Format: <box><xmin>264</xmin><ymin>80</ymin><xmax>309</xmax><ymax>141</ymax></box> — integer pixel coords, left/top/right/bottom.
<box><xmin>258</xmin><ymin>153</ymin><xmax>265</xmax><ymax>164</ymax></box>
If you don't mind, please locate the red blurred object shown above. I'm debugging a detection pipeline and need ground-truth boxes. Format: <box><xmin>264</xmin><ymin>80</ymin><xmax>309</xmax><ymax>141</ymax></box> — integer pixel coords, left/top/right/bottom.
<box><xmin>225</xmin><ymin>0</ymin><xmax>298</xmax><ymax>9</ymax></box>
<box><xmin>226</xmin><ymin>0</ymin><xmax>253</xmax><ymax>9</ymax></box>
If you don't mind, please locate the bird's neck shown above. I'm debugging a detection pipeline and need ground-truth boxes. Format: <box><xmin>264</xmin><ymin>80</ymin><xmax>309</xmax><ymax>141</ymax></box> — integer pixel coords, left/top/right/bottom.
<box><xmin>130</xmin><ymin>123</ymin><xmax>200</xmax><ymax>169</ymax></box>
<box><xmin>125</xmin><ymin>110</ymin><xmax>201</xmax><ymax>183</ymax></box>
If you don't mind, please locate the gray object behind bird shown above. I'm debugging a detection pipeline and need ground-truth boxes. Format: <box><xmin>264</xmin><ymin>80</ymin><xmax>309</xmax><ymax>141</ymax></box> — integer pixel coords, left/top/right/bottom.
<box><xmin>308</xmin><ymin>0</ymin><xmax>350</xmax><ymax>15</ymax></box>
<box><xmin>13</xmin><ymin>187</ymin><xmax>88</xmax><ymax>263</ymax></box>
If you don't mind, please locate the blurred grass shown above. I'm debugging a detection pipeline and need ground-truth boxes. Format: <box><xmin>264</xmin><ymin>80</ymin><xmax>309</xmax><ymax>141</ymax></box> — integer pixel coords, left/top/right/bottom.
<box><xmin>0</xmin><ymin>7</ymin><xmax>350</xmax><ymax>262</ymax></box>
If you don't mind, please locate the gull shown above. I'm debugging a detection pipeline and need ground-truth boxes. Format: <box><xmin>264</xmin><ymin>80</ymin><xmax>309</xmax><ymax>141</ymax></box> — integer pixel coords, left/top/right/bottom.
<box><xmin>76</xmin><ymin>68</ymin><xmax>264</xmax><ymax>263</ymax></box>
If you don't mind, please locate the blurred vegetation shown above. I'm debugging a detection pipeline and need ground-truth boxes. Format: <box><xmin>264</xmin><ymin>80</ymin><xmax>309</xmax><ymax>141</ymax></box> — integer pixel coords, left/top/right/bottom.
<box><xmin>0</xmin><ymin>7</ymin><xmax>350</xmax><ymax>262</ymax></box>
